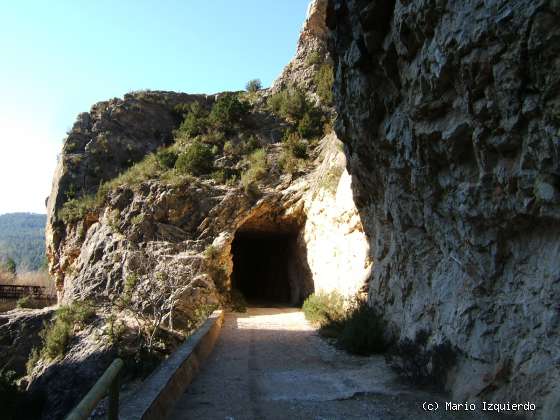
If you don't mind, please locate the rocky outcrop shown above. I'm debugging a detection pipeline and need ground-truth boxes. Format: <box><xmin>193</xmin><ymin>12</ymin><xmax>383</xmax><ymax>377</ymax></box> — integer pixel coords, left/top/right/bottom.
<box><xmin>329</xmin><ymin>0</ymin><xmax>560</xmax><ymax>417</ymax></box>
<box><xmin>0</xmin><ymin>308</ymin><xmax>54</xmax><ymax>377</ymax></box>
<box><xmin>272</xmin><ymin>0</ymin><xmax>332</xmax><ymax>100</ymax></box>
<box><xmin>46</xmin><ymin>91</ymin><xmax>211</xmax><ymax>294</ymax></box>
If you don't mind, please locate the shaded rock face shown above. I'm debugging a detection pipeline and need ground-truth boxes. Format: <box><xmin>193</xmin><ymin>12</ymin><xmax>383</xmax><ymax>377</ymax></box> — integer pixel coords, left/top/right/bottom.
<box><xmin>329</xmin><ymin>0</ymin><xmax>560</xmax><ymax>416</ymax></box>
<box><xmin>27</xmin><ymin>322</ymin><xmax>115</xmax><ymax>420</ymax></box>
<box><xmin>0</xmin><ymin>308</ymin><xmax>54</xmax><ymax>377</ymax></box>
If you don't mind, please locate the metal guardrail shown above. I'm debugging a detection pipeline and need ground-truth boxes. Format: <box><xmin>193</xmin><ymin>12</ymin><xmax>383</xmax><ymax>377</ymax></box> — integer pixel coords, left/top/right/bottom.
<box><xmin>65</xmin><ymin>358</ymin><xmax>124</xmax><ymax>420</ymax></box>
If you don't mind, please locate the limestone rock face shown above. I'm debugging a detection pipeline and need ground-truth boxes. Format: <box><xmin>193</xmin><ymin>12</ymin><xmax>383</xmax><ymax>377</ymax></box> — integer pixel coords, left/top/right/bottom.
<box><xmin>302</xmin><ymin>133</ymin><xmax>371</xmax><ymax>298</ymax></box>
<box><xmin>272</xmin><ymin>0</ymin><xmax>331</xmax><ymax>99</ymax></box>
<box><xmin>329</xmin><ymin>0</ymin><xmax>560</xmax><ymax>416</ymax></box>
<box><xmin>46</xmin><ymin>91</ymin><xmax>210</xmax><ymax>290</ymax></box>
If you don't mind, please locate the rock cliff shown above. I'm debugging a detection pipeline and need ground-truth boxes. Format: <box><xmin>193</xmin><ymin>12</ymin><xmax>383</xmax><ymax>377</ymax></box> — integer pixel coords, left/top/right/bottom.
<box><xmin>329</xmin><ymin>0</ymin><xmax>560</xmax><ymax>417</ymax></box>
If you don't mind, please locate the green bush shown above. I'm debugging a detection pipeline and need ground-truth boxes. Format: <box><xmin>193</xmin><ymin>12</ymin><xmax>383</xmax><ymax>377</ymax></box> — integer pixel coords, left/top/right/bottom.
<box><xmin>175</xmin><ymin>141</ymin><xmax>214</xmax><ymax>176</ymax></box>
<box><xmin>388</xmin><ymin>331</ymin><xmax>457</xmax><ymax>389</ymax></box>
<box><xmin>246</xmin><ymin>79</ymin><xmax>262</xmax><ymax>92</ymax></box>
<box><xmin>39</xmin><ymin>301</ymin><xmax>96</xmax><ymax>360</ymax></box>
<box><xmin>306</xmin><ymin>50</ymin><xmax>323</xmax><ymax>66</ymax></box>
<box><xmin>243</xmin><ymin>135</ymin><xmax>261</xmax><ymax>154</ymax></box>
<box><xmin>240</xmin><ymin>148</ymin><xmax>267</xmax><ymax>195</ymax></box>
<box><xmin>156</xmin><ymin>149</ymin><xmax>178</xmax><ymax>169</ymax></box>
<box><xmin>315</xmin><ymin>63</ymin><xmax>334</xmax><ymax>104</ymax></box>
<box><xmin>26</xmin><ymin>348</ymin><xmax>40</xmax><ymax>376</ymax></box>
<box><xmin>304</xmin><ymin>294</ymin><xmax>389</xmax><ymax>356</ymax></box>
<box><xmin>59</xmin><ymin>195</ymin><xmax>98</xmax><ymax>224</ymax></box>
<box><xmin>204</xmin><ymin>244</ymin><xmax>219</xmax><ymax>260</ymax></box>
<box><xmin>336</xmin><ymin>301</ymin><xmax>388</xmax><ymax>355</ymax></box>
<box><xmin>283</xmin><ymin>131</ymin><xmax>308</xmax><ymax>159</ymax></box>
<box><xmin>42</xmin><ymin>317</ymin><xmax>72</xmax><ymax>360</ymax></box>
<box><xmin>268</xmin><ymin>88</ymin><xmax>306</xmax><ymax>121</ymax></box>
<box><xmin>223</xmin><ymin>141</ymin><xmax>236</xmax><ymax>156</ymax></box>
<box><xmin>176</xmin><ymin>102</ymin><xmax>208</xmax><ymax>138</ymax></box>
<box><xmin>302</xmin><ymin>291</ymin><xmax>345</xmax><ymax>326</ymax></box>
<box><xmin>209</xmin><ymin>93</ymin><xmax>249</xmax><ymax>133</ymax></box>
<box><xmin>297</xmin><ymin>112</ymin><xmax>323</xmax><ymax>139</ymax></box>
<box><xmin>16</xmin><ymin>296</ymin><xmax>33</xmax><ymax>309</ymax></box>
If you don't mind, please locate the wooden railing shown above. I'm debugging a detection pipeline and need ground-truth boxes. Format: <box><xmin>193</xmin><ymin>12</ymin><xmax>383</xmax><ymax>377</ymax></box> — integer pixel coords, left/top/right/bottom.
<box><xmin>0</xmin><ymin>285</ymin><xmax>48</xmax><ymax>299</ymax></box>
<box><xmin>65</xmin><ymin>358</ymin><xmax>124</xmax><ymax>420</ymax></box>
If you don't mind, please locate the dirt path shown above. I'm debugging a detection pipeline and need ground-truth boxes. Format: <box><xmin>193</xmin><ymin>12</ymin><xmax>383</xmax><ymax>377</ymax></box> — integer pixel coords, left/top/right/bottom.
<box><xmin>169</xmin><ymin>308</ymin><xmax>503</xmax><ymax>420</ymax></box>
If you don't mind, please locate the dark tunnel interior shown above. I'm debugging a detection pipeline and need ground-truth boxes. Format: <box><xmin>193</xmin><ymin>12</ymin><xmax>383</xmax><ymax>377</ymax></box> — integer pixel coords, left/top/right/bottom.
<box><xmin>231</xmin><ymin>230</ymin><xmax>302</xmax><ymax>306</ymax></box>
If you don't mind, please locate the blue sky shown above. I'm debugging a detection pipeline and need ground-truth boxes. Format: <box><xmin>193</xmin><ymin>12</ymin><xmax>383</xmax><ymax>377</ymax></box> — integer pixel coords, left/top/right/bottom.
<box><xmin>0</xmin><ymin>1</ymin><xmax>307</xmax><ymax>214</ymax></box>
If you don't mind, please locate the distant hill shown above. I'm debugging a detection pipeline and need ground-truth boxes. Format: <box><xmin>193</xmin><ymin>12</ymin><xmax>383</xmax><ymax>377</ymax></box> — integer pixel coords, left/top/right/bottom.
<box><xmin>0</xmin><ymin>213</ymin><xmax>46</xmax><ymax>272</ymax></box>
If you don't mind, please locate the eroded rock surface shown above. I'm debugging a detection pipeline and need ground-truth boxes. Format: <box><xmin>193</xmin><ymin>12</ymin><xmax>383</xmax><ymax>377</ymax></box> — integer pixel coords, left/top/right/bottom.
<box><xmin>329</xmin><ymin>0</ymin><xmax>560</xmax><ymax>417</ymax></box>
<box><xmin>0</xmin><ymin>307</ymin><xmax>55</xmax><ymax>377</ymax></box>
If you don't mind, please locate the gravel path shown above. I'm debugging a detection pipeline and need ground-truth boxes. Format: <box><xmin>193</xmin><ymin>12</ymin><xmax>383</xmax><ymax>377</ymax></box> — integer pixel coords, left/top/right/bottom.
<box><xmin>169</xmin><ymin>308</ymin><xmax>509</xmax><ymax>420</ymax></box>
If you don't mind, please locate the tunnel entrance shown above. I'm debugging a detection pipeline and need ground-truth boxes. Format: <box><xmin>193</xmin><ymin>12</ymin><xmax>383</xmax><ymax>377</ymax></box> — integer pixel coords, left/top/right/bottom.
<box><xmin>231</xmin><ymin>226</ymin><xmax>313</xmax><ymax>306</ymax></box>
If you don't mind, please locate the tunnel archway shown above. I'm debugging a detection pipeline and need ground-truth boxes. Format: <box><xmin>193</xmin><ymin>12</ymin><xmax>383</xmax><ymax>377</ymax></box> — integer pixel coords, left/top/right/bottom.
<box><xmin>230</xmin><ymin>213</ymin><xmax>313</xmax><ymax>307</ymax></box>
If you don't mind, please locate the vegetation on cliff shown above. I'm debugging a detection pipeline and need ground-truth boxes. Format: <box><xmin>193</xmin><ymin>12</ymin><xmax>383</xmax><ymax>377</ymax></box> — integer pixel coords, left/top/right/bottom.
<box><xmin>58</xmin><ymin>83</ymin><xmax>331</xmax><ymax>225</ymax></box>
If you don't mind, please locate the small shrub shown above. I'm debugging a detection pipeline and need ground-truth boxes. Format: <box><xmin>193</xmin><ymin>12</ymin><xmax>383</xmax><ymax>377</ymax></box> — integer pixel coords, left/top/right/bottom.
<box><xmin>297</xmin><ymin>111</ymin><xmax>323</xmax><ymax>139</ymax></box>
<box><xmin>279</xmin><ymin>151</ymin><xmax>299</xmax><ymax>175</ymax></box>
<box><xmin>200</xmin><ymin>129</ymin><xmax>226</xmax><ymax>147</ymax></box>
<box><xmin>26</xmin><ymin>348</ymin><xmax>40</xmax><ymax>376</ymax></box>
<box><xmin>243</xmin><ymin>135</ymin><xmax>261</xmax><ymax>154</ymax></box>
<box><xmin>3</xmin><ymin>258</ymin><xmax>16</xmax><ymax>274</ymax></box>
<box><xmin>131</xmin><ymin>214</ymin><xmax>145</xmax><ymax>225</ymax></box>
<box><xmin>223</xmin><ymin>141</ymin><xmax>236</xmax><ymax>156</ymax></box>
<box><xmin>177</xmin><ymin>102</ymin><xmax>208</xmax><ymax>138</ymax></box>
<box><xmin>306</xmin><ymin>50</ymin><xmax>323</xmax><ymax>66</ymax></box>
<box><xmin>108</xmin><ymin>208</ymin><xmax>121</xmax><ymax>232</ymax></box>
<box><xmin>59</xmin><ymin>195</ymin><xmax>98</xmax><ymax>224</ymax></box>
<box><xmin>302</xmin><ymin>291</ymin><xmax>345</xmax><ymax>326</ymax></box>
<box><xmin>211</xmin><ymin>168</ymin><xmax>238</xmax><ymax>184</ymax></box>
<box><xmin>304</xmin><ymin>294</ymin><xmax>389</xmax><ymax>356</ymax></box>
<box><xmin>268</xmin><ymin>88</ymin><xmax>306</xmax><ymax>121</ymax></box>
<box><xmin>204</xmin><ymin>244</ymin><xmax>219</xmax><ymax>260</ymax></box>
<box><xmin>16</xmin><ymin>296</ymin><xmax>33</xmax><ymax>309</ymax></box>
<box><xmin>241</xmin><ymin>148</ymin><xmax>267</xmax><ymax>195</ymax></box>
<box><xmin>285</xmin><ymin>132</ymin><xmax>308</xmax><ymax>159</ymax></box>
<box><xmin>246</xmin><ymin>79</ymin><xmax>262</xmax><ymax>92</ymax></box>
<box><xmin>120</xmin><ymin>273</ymin><xmax>139</xmax><ymax>306</ymax></box>
<box><xmin>175</xmin><ymin>141</ymin><xmax>214</xmax><ymax>176</ymax></box>
<box><xmin>40</xmin><ymin>301</ymin><xmax>96</xmax><ymax>360</ymax></box>
<box><xmin>315</xmin><ymin>63</ymin><xmax>334</xmax><ymax>104</ymax></box>
<box><xmin>387</xmin><ymin>331</ymin><xmax>458</xmax><ymax>389</ymax></box>
<box><xmin>42</xmin><ymin>317</ymin><xmax>72</xmax><ymax>359</ymax></box>
<box><xmin>336</xmin><ymin>301</ymin><xmax>388</xmax><ymax>355</ymax></box>
<box><xmin>209</xmin><ymin>93</ymin><xmax>249</xmax><ymax>133</ymax></box>
<box><xmin>105</xmin><ymin>314</ymin><xmax>126</xmax><ymax>346</ymax></box>
<box><xmin>156</xmin><ymin>149</ymin><xmax>178</xmax><ymax>169</ymax></box>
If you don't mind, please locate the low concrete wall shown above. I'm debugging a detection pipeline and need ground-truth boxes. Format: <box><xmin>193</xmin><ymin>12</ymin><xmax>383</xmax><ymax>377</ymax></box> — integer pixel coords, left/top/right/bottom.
<box><xmin>120</xmin><ymin>310</ymin><xmax>224</xmax><ymax>420</ymax></box>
